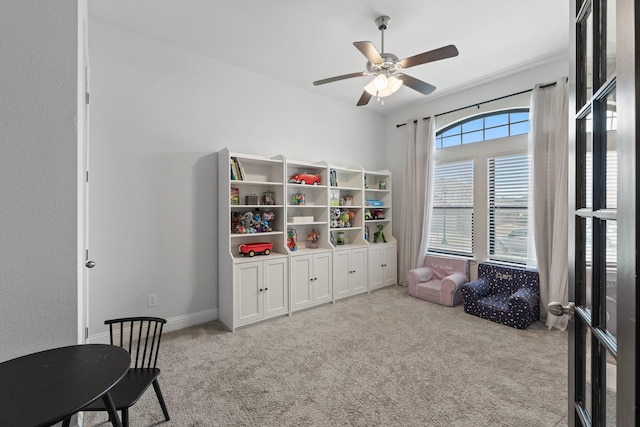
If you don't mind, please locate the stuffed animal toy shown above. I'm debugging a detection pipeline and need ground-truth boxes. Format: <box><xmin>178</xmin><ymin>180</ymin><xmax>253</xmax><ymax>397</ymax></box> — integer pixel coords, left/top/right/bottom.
<box><xmin>330</xmin><ymin>207</ymin><xmax>341</xmax><ymax>220</ymax></box>
<box><xmin>340</xmin><ymin>211</ymin><xmax>350</xmax><ymax>226</ymax></box>
<box><xmin>241</xmin><ymin>212</ymin><xmax>253</xmax><ymax>230</ymax></box>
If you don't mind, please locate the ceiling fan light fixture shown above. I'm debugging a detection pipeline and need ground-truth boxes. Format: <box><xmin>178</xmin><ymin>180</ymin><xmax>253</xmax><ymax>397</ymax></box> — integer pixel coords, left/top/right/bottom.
<box><xmin>373</xmin><ymin>74</ymin><xmax>388</xmax><ymax>91</ymax></box>
<box><xmin>364</xmin><ymin>75</ymin><xmax>403</xmax><ymax>98</ymax></box>
<box><xmin>389</xmin><ymin>76</ymin><xmax>403</xmax><ymax>93</ymax></box>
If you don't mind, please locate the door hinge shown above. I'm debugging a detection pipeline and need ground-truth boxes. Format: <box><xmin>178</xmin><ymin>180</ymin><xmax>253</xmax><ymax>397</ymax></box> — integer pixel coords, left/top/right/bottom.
<box><xmin>85</xmin><ymin>92</ymin><xmax>90</xmax><ymax>105</ymax></box>
<box><xmin>85</xmin><ymin>249</ymin><xmax>89</xmax><ymax>261</ymax></box>
<box><xmin>86</xmin><ymin>170</ymin><xmax>89</xmax><ymax>182</ymax></box>
<box><xmin>85</xmin><ymin>327</ymin><xmax>89</xmax><ymax>340</ymax></box>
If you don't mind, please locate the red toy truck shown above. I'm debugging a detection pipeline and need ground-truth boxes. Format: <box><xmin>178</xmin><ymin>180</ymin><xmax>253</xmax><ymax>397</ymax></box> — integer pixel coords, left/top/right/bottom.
<box><xmin>238</xmin><ymin>242</ymin><xmax>273</xmax><ymax>257</ymax></box>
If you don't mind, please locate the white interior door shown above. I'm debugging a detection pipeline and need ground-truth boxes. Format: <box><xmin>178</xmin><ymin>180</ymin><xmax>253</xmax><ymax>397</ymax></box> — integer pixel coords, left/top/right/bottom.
<box><xmin>80</xmin><ymin>14</ymin><xmax>93</xmax><ymax>344</ymax></box>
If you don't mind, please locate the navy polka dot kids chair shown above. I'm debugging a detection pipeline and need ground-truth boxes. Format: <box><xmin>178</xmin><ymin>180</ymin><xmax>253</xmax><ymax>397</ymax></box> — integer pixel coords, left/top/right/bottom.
<box><xmin>461</xmin><ymin>262</ymin><xmax>540</xmax><ymax>329</ymax></box>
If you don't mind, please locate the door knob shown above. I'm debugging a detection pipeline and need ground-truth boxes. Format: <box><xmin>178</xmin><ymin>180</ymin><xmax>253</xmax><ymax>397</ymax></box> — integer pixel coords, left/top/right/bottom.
<box><xmin>85</xmin><ymin>260</ymin><xmax>96</xmax><ymax>268</ymax></box>
<box><xmin>548</xmin><ymin>301</ymin><xmax>575</xmax><ymax>319</ymax></box>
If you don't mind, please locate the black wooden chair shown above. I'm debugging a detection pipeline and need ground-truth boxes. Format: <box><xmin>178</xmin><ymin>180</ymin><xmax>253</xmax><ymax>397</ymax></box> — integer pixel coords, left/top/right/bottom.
<box><xmin>82</xmin><ymin>317</ymin><xmax>171</xmax><ymax>426</ymax></box>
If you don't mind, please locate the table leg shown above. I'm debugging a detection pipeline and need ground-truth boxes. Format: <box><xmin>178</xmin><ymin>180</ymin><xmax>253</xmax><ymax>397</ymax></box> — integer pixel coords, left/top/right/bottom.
<box><xmin>101</xmin><ymin>392</ymin><xmax>122</xmax><ymax>427</ymax></box>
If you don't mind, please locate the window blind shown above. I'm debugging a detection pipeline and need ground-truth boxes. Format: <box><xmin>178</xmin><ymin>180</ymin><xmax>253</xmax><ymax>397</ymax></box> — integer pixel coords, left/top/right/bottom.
<box><xmin>488</xmin><ymin>154</ymin><xmax>530</xmax><ymax>264</ymax></box>
<box><xmin>428</xmin><ymin>160</ymin><xmax>474</xmax><ymax>256</ymax></box>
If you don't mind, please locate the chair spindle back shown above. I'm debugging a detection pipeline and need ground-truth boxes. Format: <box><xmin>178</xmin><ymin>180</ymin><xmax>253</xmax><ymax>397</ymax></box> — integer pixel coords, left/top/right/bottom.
<box><xmin>106</xmin><ymin>317</ymin><xmax>166</xmax><ymax>370</ymax></box>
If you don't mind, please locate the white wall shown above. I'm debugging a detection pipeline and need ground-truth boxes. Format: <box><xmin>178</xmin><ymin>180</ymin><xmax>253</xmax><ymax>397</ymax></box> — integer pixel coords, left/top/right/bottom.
<box><xmin>0</xmin><ymin>1</ymin><xmax>79</xmax><ymax>361</ymax></box>
<box><xmin>87</xmin><ymin>22</ymin><xmax>387</xmax><ymax>339</ymax></box>
<box><xmin>384</xmin><ymin>56</ymin><xmax>569</xmax><ymax>279</ymax></box>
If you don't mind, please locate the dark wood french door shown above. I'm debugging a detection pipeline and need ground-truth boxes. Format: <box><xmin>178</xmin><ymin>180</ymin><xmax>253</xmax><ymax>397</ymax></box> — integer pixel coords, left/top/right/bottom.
<box><xmin>568</xmin><ymin>0</ymin><xmax>637</xmax><ymax>425</ymax></box>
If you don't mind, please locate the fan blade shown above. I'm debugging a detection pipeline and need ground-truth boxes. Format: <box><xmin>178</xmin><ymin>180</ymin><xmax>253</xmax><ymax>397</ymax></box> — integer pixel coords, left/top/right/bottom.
<box><xmin>313</xmin><ymin>72</ymin><xmax>367</xmax><ymax>86</ymax></box>
<box><xmin>357</xmin><ymin>91</ymin><xmax>372</xmax><ymax>106</ymax></box>
<box><xmin>397</xmin><ymin>74</ymin><xmax>436</xmax><ymax>96</ymax></box>
<box><xmin>353</xmin><ymin>41</ymin><xmax>383</xmax><ymax>64</ymax></box>
<box><xmin>399</xmin><ymin>44</ymin><xmax>459</xmax><ymax>69</ymax></box>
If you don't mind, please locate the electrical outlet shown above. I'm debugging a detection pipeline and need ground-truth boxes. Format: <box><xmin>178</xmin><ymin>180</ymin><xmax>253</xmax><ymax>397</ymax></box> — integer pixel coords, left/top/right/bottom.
<box><xmin>147</xmin><ymin>293</ymin><xmax>158</xmax><ymax>308</ymax></box>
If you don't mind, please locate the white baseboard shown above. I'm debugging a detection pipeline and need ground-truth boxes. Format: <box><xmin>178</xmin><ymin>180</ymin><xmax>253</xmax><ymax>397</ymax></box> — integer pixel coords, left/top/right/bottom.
<box><xmin>87</xmin><ymin>308</ymin><xmax>219</xmax><ymax>344</ymax></box>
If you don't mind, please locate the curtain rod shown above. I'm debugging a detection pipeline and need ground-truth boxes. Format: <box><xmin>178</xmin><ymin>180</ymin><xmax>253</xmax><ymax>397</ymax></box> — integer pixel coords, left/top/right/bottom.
<box><xmin>395</xmin><ymin>80</ymin><xmax>559</xmax><ymax>128</ymax></box>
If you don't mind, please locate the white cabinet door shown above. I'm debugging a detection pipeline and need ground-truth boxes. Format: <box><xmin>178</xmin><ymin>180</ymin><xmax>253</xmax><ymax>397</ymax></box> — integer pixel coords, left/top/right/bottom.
<box><xmin>350</xmin><ymin>247</ymin><xmax>368</xmax><ymax>295</ymax></box>
<box><xmin>291</xmin><ymin>255</ymin><xmax>313</xmax><ymax>311</ymax></box>
<box><xmin>264</xmin><ymin>258</ymin><xmax>288</xmax><ymax>318</ymax></box>
<box><xmin>333</xmin><ymin>250</ymin><xmax>351</xmax><ymax>299</ymax></box>
<box><xmin>382</xmin><ymin>243</ymin><xmax>397</xmax><ymax>286</ymax></box>
<box><xmin>368</xmin><ymin>245</ymin><xmax>384</xmax><ymax>290</ymax></box>
<box><xmin>313</xmin><ymin>252</ymin><xmax>333</xmax><ymax>305</ymax></box>
<box><xmin>235</xmin><ymin>262</ymin><xmax>263</xmax><ymax>326</ymax></box>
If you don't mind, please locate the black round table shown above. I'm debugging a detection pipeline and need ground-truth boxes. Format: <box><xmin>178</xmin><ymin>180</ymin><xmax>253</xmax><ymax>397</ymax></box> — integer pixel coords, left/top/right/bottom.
<box><xmin>0</xmin><ymin>344</ymin><xmax>130</xmax><ymax>427</ymax></box>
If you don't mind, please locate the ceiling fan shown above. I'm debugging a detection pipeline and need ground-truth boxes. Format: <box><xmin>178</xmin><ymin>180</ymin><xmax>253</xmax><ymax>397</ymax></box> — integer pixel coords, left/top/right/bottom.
<box><xmin>313</xmin><ymin>15</ymin><xmax>459</xmax><ymax>106</ymax></box>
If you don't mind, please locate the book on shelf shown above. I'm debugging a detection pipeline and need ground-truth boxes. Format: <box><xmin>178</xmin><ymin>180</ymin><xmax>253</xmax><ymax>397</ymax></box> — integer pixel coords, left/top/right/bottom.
<box><xmin>230</xmin><ymin>157</ymin><xmax>244</xmax><ymax>181</ymax></box>
<box><xmin>238</xmin><ymin>161</ymin><xmax>246</xmax><ymax>181</ymax></box>
<box><xmin>329</xmin><ymin>169</ymin><xmax>338</xmax><ymax>187</ymax></box>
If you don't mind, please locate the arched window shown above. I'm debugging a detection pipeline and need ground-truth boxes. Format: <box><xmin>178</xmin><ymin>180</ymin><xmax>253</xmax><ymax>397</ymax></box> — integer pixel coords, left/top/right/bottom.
<box><xmin>429</xmin><ymin>108</ymin><xmax>533</xmax><ymax>265</ymax></box>
<box><xmin>435</xmin><ymin>109</ymin><xmax>530</xmax><ymax>149</ymax></box>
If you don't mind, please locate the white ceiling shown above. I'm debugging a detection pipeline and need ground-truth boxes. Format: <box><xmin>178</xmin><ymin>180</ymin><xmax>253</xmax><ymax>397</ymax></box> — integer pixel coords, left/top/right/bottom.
<box><xmin>88</xmin><ymin>0</ymin><xmax>570</xmax><ymax>114</ymax></box>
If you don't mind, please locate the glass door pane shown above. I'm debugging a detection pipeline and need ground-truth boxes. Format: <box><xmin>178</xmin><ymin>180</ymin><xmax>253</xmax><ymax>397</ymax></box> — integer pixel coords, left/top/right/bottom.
<box><xmin>580</xmin><ymin>112</ymin><xmax>593</xmax><ymax>210</ymax></box>
<box><xmin>578</xmin><ymin>8</ymin><xmax>594</xmax><ymax>105</ymax></box>
<box><xmin>584</xmin><ymin>326</ymin><xmax>593</xmax><ymax>421</ymax></box>
<box><xmin>605</xmin><ymin>90</ymin><xmax>617</xmax><ymax>210</ymax></box>
<box><xmin>605</xmin><ymin>348</ymin><xmax>617</xmax><ymax>425</ymax></box>
<box><xmin>606</xmin><ymin>0</ymin><xmax>617</xmax><ymax>80</ymax></box>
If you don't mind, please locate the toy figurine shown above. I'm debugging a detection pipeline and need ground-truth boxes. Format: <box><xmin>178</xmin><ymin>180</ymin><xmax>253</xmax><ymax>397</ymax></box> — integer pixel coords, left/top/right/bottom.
<box><xmin>287</xmin><ymin>228</ymin><xmax>297</xmax><ymax>251</ymax></box>
<box><xmin>374</xmin><ymin>225</ymin><xmax>387</xmax><ymax>243</ymax></box>
<box><xmin>364</xmin><ymin>225</ymin><xmax>369</xmax><ymax>242</ymax></box>
<box><xmin>307</xmin><ymin>229</ymin><xmax>320</xmax><ymax>248</ymax></box>
<box><xmin>262</xmin><ymin>191</ymin><xmax>275</xmax><ymax>205</ymax></box>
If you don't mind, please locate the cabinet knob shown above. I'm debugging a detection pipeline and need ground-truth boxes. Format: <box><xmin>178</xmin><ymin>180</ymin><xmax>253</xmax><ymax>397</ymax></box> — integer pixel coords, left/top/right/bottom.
<box><xmin>259</xmin><ymin>288</ymin><xmax>263</xmax><ymax>292</ymax></box>
<box><xmin>264</xmin><ymin>287</ymin><xmax>268</xmax><ymax>291</ymax></box>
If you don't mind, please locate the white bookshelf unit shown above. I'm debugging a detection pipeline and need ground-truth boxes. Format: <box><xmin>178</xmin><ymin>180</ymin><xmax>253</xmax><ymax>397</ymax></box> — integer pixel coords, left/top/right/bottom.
<box><xmin>218</xmin><ymin>148</ymin><xmax>397</xmax><ymax>331</ymax></box>
<box><xmin>364</xmin><ymin>170</ymin><xmax>397</xmax><ymax>290</ymax></box>
<box><xmin>285</xmin><ymin>160</ymin><xmax>335</xmax><ymax>312</ymax></box>
<box><xmin>218</xmin><ymin>148</ymin><xmax>289</xmax><ymax>331</ymax></box>
<box><xmin>328</xmin><ymin>165</ymin><xmax>370</xmax><ymax>300</ymax></box>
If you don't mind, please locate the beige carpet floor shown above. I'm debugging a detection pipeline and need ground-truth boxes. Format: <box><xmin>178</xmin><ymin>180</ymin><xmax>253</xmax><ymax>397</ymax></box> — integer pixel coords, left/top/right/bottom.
<box><xmin>84</xmin><ymin>285</ymin><xmax>568</xmax><ymax>426</ymax></box>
